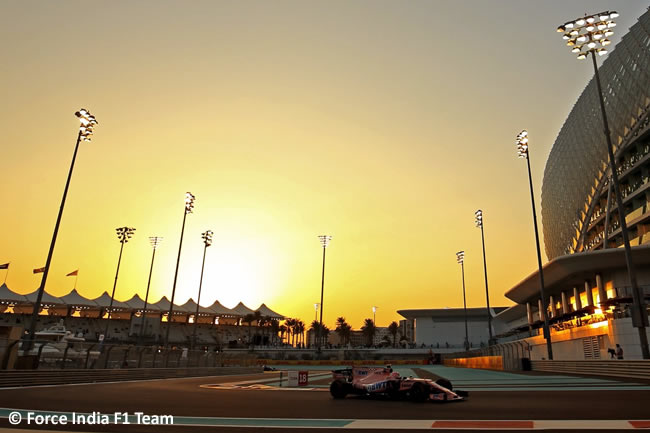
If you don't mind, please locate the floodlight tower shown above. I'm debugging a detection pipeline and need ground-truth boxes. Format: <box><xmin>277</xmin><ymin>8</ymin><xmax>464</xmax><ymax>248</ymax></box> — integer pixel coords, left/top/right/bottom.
<box><xmin>317</xmin><ymin>235</ymin><xmax>332</xmax><ymax>351</ymax></box>
<box><xmin>164</xmin><ymin>192</ymin><xmax>195</xmax><ymax>347</ymax></box>
<box><xmin>456</xmin><ymin>251</ymin><xmax>469</xmax><ymax>351</ymax></box>
<box><xmin>192</xmin><ymin>230</ymin><xmax>213</xmax><ymax>349</ymax></box>
<box><xmin>517</xmin><ymin>130</ymin><xmax>553</xmax><ymax>360</ymax></box>
<box><xmin>104</xmin><ymin>226</ymin><xmax>136</xmax><ymax>340</ymax></box>
<box><xmin>139</xmin><ymin>236</ymin><xmax>162</xmax><ymax>343</ymax></box>
<box><xmin>557</xmin><ymin>11</ymin><xmax>649</xmax><ymax>359</ymax></box>
<box><xmin>475</xmin><ymin>209</ymin><xmax>493</xmax><ymax>342</ymax></box>
<box><xmin>26</xmin><ymin>109</ymin><xmax>98</xmax><ymax>350</ymax></box>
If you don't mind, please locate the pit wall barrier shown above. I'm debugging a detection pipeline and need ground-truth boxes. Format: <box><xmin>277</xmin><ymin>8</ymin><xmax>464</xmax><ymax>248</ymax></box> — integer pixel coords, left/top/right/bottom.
<box><xmin>443</xmin><ymin>356</ymin><xmax>503</xmax><ymax>370</ymax></box>
<box><xmin>257</xmin><ymin>359</ymin><xmax>429</xmax><ymax>366</ymax></box>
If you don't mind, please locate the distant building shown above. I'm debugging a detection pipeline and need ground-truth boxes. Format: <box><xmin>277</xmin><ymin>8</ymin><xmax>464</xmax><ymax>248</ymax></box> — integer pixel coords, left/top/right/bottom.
<box><xmin>397</xmin><ymin>307</ymin><xmax>508</xmax><ymax>348</ymax></box>
<box><xmin>399</xmin><ymin>319</ymin><xmax>414</xmax><ymax>342</ymax></box>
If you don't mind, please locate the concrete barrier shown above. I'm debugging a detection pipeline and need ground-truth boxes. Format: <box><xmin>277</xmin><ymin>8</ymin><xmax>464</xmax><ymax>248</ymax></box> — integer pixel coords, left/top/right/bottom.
<box><xmin>443</xmin><ymin>356</ymin><xmax>503</xmax><ymax>370</ymax></box>
<box><xmin>531</xmin><ymin>360</ymin><xmax>650</xmax><ymax>380</ymax></box>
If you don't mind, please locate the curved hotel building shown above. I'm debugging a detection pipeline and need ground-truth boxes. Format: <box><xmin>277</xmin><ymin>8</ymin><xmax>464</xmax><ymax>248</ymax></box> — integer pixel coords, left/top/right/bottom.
<box><xmin>494</xmin><ymin>8</ymin><xmax>650</xmax><ymax>360</ymax></box>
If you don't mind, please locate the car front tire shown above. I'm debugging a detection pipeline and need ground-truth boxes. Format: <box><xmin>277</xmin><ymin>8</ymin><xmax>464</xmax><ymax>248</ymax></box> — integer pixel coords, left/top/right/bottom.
<box><xmin>330</xmin><ymin>380</ymin><xmax>349</xmax><ymax>399</ymax></box>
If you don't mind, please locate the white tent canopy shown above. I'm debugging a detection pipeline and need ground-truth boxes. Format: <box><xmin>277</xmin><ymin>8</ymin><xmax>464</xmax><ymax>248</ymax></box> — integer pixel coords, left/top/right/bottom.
<box><xmin>255</xmin><ymin>303</ymin><xmax>284</xmax><ymax>319</ymax></box>
<box><xmin>125</xmin><ymin>294</ymin><xmax>161</xmax><ymax>311</ymax></box>
<box><xmin>0</xmin><ymin>284</ymin><xmax>284</xmax><ymax>319</ymax></box>
<box><xmin>207</xmin><ymin>300</ymin><xmax>238</xmax><ymax>317</ymax></box>
<box><xmin>23</xmin><ymin>289</ymin><xmax>63</xmax><ymax>305</ymax></box>
<box><xmin>90</xmin><ymin>292</ymin><xmax>132</xmax><ymax>309</ymax></box>
<box><xmin>60</xmin><ymin>289</ymin><xmax>99</xmax><ymax>307</ymax></box>
<box><xmin>232</xmin><ymin>302</ymin><xmax>255</xmax><ymax>316</ymax></box>
<box><xmin>0</xmin><ymin>284</ymin><xmax>28</xmax><ymax>303</ymax></box>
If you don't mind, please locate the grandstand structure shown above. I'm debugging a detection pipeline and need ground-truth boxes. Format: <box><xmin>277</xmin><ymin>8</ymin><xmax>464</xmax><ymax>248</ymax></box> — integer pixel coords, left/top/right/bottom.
<box><xmin>0</xmin><ymin>283</ymin><xmax>284</xmax><ymax>346</ymax></box>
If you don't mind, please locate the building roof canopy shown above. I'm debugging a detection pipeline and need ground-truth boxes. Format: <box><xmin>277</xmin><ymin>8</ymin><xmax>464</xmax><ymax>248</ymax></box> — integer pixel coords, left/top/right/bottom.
<box><xmin>505</xmin><ymin>245</ymin><xmax>650</xmax><ymax>304</ymax></box>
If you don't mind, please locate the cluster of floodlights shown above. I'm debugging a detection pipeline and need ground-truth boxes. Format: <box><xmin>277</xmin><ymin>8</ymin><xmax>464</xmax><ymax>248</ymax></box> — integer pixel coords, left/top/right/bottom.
<box><xmin>475</xmin><ymin>209</ymin><xmax>483</xmax><ymax>228</ymax></box>
<box><xmin>201</xmin><ymin>230</ymin><xmax>214</xmax><ymax>247</ymax></box>
<box><xmin>185</xmin><ymin>192</ymin><xmax>196</xmax><ymax>214</ymax></box>
<box><xmin>557</xmin><ymin>11</ymin><xmax>618</xmax><ymax>59</ymax></box>
<box><xmin>116</xmin><ymin>227</ymin><xmax>136</xmax><ymax>244</ymax></box>
<box><xmin>456</xmin><ymin>250</ymin><xmax>465</xmax><ymax>265</ymax></box>
<box><xmin>516</xmin><ymin>130</ymin><xmax>529</xmax><ymax>159</ymax></box>
<box><xmin>319</xmin><ymin>235</ymin><xmax>332</xmax><ymax>248</ymax></box>
<box><xmin>149</xmin><ymin>236</ymin><xmax>163</xmax><ymax>249</ymax></box>
<box><xmin>74</xmin><ymin>109</ymin><xmax>98</xmax><ymax>142</ymax></box>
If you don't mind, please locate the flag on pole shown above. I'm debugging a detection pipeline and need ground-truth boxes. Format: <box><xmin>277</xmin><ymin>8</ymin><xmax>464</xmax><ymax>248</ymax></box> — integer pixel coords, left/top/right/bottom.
<box><xmin>66</xmin><ymin>270</ymin><xmax>78</xmax><ymax>277</ymax></box>
<box><xmin>0</xmin><ymin>263</ymin><xmax>8</xmax><ymax>270</ymax></box>
<box><xmin>33</xmin><ymin>267</ymin><xmax>45</xmax><ymax>274</ymax></box>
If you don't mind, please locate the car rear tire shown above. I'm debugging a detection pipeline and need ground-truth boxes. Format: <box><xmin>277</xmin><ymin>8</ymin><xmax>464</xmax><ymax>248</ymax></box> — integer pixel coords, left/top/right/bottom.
<box><xmin>409</xmin><ymin>382</ymin><xmax>428</xmax><ymax>402</ymax></box>
<box><xmin>435</xmin><ymin>378</ymin><xmax>453</xmax><ymax>391</ymax></box>
<box><xmin>330</xmin><ymin>380</ymin><xmax>349</xmax><ymax>399</ymax></box>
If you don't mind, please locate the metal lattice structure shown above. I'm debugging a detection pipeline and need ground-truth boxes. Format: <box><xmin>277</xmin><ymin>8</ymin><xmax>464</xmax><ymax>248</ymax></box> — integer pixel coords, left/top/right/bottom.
<box><xmin>542</xmin><ymin>9</ymin><xmax>650</xmax><ymax>259</ymax></box>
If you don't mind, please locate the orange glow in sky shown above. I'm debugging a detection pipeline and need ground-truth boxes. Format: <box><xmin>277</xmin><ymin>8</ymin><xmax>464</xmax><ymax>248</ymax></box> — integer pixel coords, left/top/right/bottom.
<box><xmin>0</xmin><ymin>1</ymin><xmax>647</xmax><ymax>330</ymax></box>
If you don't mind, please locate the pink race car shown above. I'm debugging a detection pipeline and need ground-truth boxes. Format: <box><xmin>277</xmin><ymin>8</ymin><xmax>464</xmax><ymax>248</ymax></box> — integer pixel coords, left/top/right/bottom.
<box><xmin>330</xmin><ymin>366</ymin><xmax>468</xmax><ymax>402</ymax></box>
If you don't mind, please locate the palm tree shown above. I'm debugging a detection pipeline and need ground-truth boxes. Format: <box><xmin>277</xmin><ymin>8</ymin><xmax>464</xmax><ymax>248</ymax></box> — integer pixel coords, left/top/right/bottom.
<box><xmin>388</xmin><ymin>321</ymin><xmax>399</xmax><ymax>348</ymax></box>
<box><xmin>279</xmin><ymin>324</ymin><xmax>287</xmax><ymax>345</ymax></box>
<box><xmin>361</xmin><ymin>318</ymin><xmax>376</xmax><ymax>347</ymax></box>
<box><xmin>294</xmin><ymin>320</ymin><xmax>305</xmax><ymax>348</ymax></box>
<box><xmin>322</xmin><ymin>324</ymin><xmax>331</xmax><ymax>347</ymax></box>
<box><xmin>335</xmin><ymin>317</ymin><xmax>352</xmax><ymax>346</ymax></box>
<box><xmin>270</xmin><ymin>319</ymin><xmax>280</xmax><ymax>345</ymax></box>
<box><xmin>243</xmin><ymin>313</ymin><xmax>255</xmax><ymax>343</ymax></box>
<box><xmin>256</xmin><ymin>313</ymin><xmax>267</xmax><ymax>345</ymax></box>
<box><xmin>284</xmin><ymin>318</ymin><xmax>296</xmax><ymax>346</ymax></box>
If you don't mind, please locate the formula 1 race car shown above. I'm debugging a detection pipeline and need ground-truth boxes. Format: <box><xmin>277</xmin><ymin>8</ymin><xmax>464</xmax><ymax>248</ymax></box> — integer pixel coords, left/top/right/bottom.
<box><xmin>330</xmin><ymin>366</ymin><xmax>468</xmax><ymax>402</ymax></box>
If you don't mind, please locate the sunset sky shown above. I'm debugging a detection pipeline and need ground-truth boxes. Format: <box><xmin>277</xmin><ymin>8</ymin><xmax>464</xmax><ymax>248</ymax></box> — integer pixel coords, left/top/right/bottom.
<box><xmin>1</xmin><ymin>1</ymin><xmax>647</xmax><ymax>330</ymax></box>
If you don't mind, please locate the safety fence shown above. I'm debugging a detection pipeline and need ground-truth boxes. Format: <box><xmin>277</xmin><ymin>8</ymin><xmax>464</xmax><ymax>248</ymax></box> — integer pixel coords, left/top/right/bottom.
<box><xmin>1</xmin><ymin>339</ymin><xmax>259</xmax><ymax>370</ymax></box>
<box><xmin>531</xmin><ymin>359</ymin><xmax>650</xmax><ymax>380</ymax></box>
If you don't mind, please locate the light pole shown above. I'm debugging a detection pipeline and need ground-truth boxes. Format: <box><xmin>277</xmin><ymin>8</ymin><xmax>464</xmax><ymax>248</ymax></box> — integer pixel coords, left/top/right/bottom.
<box><xmin>317</xmin><ymin>235</ymin><xmax>332</xmax><ymax>351</ymax></box>
<box><xmin>475</xmin><ymin>210</ymin><xmax>493</xmax><ymax>343</ymax></box>
<box><xmin>557</xmin><ymin>11</ymin><xmax>649</xmax><ymax>358</ymax></box>
<box><xmin>314</xmin><ymin>303</ymin><xmax>319</xmax><ymax>322</ymax></box>
<box><xmin>372</xmin><ymin>306</ymin><xmax>378</xmax><ymax>346</ymax></box>
<box><xmin>139</xmin><ymin>236</ymin><xmax>162</xmax><ymax>344</ymax></box>
<box><xmin>26</xmin><ymin>109</ymin><xmax>98</xmax><ymax>350</ymax></box>
<box><xmin>517</xmin><ymin>130</ymin><xmax>553</xmax><ymax>360</ymax></box>
<box><xmin>192</xmin><ymin>230</ymin><xmax>213</xmax><ymax>349</ymax></box>
<box><xmin>164</xmin><ymin>192</ymin><xmax>195</xmax><ymax>347</ymax></box>
<box><xmin>104</xmin><ymin>226</ymin><xmax>136</xmax><ymax>341</ymax></box>
<box><xmin>456</xmin><ymin>251</ymin><xmax>469</xmax><ymax>351</ymax></box>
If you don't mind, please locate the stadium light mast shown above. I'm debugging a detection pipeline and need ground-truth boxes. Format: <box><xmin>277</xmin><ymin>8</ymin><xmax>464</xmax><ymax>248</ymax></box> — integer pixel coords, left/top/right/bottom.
<box><xmin>557</xmin><ymin>11</ymin><xmax>649</xmax><ymax>359</ymax></box>
<box><xmin>164</xmin><ymin>192</ymin><xmax>195</xmax><ymax>347</ymax></box>
<box><xmin>456</xmin><ymin>251</ymin><xmax>469</xmax><ymax>351</ymax></box>
<box><xmin>139</xmin><ymin>236</ymin><xmax>162</xmax><ymax>344</ymax></box>
<box><xmin>317</xmin><ymin>235</ymin><xmax>332</xmax><ymax>352</ymax></box>
<box><xmin>475</xmin><ymin>210</ymin><xmax>493</xmax><ymax>343</ymax></box>
<box><xmin>192</xmin><ymin>230</ymin><xmax>213</xmax><ymax>349</ymax></box>
<box><xmin>26</xmin><ymin>109</ymin><xmax>98</xmax><ymax>350</ymax></box>
<box><xmin>517</xmin><ymin>130</ymin><xmax>553</xmax><ymax>360</ymax></box>
<box><xmin>104</xmin><ymin>226</ymin><xmax>136</xmax><ymax>341</ymax></box>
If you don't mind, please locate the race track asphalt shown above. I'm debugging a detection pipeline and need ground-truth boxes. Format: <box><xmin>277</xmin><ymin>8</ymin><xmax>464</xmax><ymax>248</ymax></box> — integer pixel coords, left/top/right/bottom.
<box><xmin>0</xmin><ymin>367</ymin><xmax>648</xmax><ymax>433</ymax></box>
